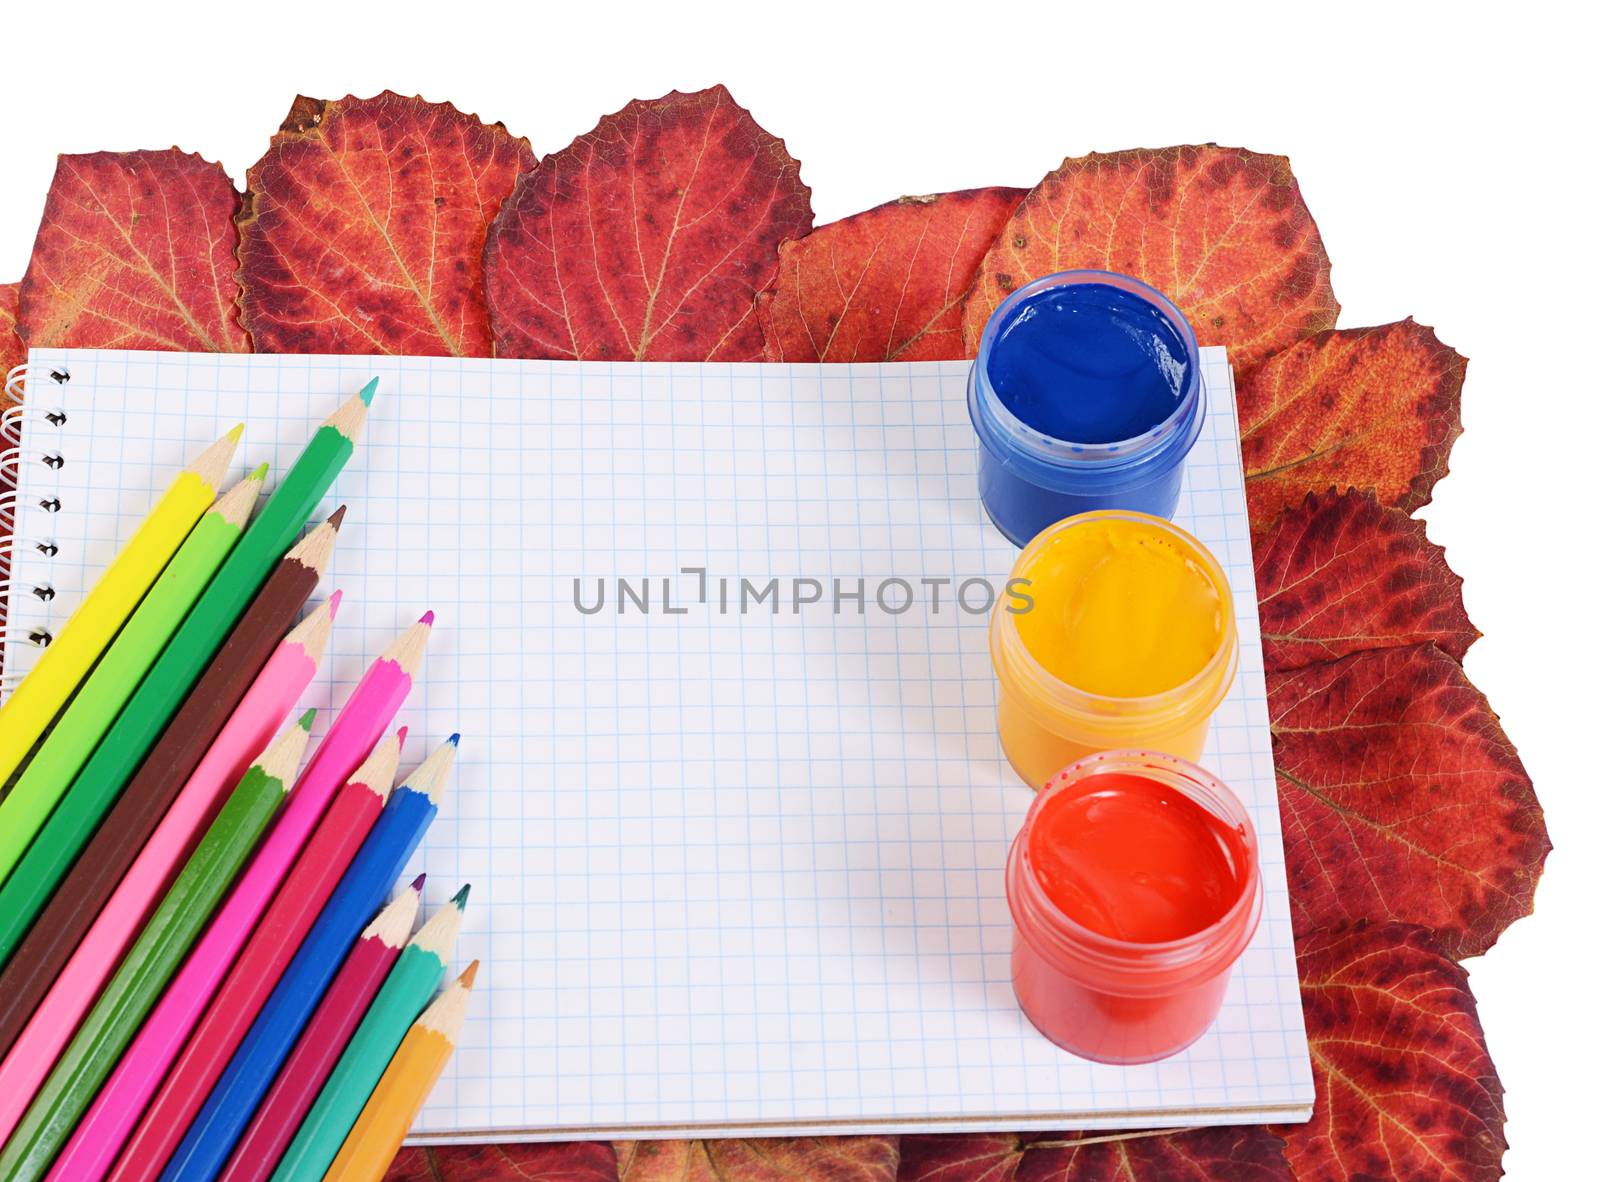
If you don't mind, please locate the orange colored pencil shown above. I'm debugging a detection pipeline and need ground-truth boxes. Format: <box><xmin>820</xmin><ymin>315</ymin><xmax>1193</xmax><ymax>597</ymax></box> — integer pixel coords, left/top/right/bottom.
<box><xmin>321</xmin><ymin>962</ymin><xmax>478</xmax><ymax>1182</ymax></box>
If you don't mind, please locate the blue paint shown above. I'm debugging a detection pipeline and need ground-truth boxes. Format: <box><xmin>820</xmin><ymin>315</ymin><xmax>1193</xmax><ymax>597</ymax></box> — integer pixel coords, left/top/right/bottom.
<box><xmin>987</xmin><ymin>281</ymin><xmax>1189</xmax><ymax>444</ymax></box>
<box><xmin>968</xmin><ymin>270</ymin><xmax>1205</xmax><ymax>546</ymax></box>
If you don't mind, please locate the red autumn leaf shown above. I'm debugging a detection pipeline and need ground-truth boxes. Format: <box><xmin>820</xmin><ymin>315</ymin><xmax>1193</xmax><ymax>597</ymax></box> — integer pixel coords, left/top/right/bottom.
<box><xmin>19</xmin><ymin>150</ymin><xmax>249</xmax><ymax>352</ymax></box>
<box><xmin>238</xmin><ymin>92</ymin><xmax>534</xmax><ymax>357</ymax></box>
<box><xmin>960</xmin><ymin>146</ymin><xmax>1337</xmax><ymax>370</ymax></box>
<box><xmin>485</xmin><ymin>85</ymin><xmax>813</xmax><ymax>362</ymax></box>
<box><xmin>896</xmin><ymin>1128</ymin><xmax>1291</xmax><ymax>1181</ymax></box>
<box><xmin>1270</xmin><ymin>643</ymin><xmax>1548</xmax><ymax>957</ymax></box>
<box><xmin>755</xmin><ymin>187</ymin><xmax>1024</xmax><ymax>362</ymax></box>
<box><xmin>385</xmin><ymin>1142</ymin><xmax>618</xmax><ymax>1182</ymax></box>
<box><xmin>614</xmin><ymin>1136</ymin><xmax>898</xmax><ymax>1182</ymax></box>
<box><xmin>0</xmin><ymin>282</ymin><xmax>23</xmax><ymax>377</ymax></box>
<box><xmin>1280</xmin><ymin>924</ymin><xmax>1507</xmax><ymax>1182</ymax></box>
<box><xmin>1254</xmin><ymin>490</ymin><xmax>1477</xmax><ymax>671</ymax></box>
<box><xmin>1238</xmin><ymin>319</ymin><xmax>1465</xmax><ymax>531</ymax></box>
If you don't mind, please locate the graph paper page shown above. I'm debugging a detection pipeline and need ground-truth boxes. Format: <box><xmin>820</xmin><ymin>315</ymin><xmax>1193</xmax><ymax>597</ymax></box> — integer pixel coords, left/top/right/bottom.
<box><xmin>9</xmin><ymin>348</ymin><xmax>1313</xmax><ymax>1139</ymax></box>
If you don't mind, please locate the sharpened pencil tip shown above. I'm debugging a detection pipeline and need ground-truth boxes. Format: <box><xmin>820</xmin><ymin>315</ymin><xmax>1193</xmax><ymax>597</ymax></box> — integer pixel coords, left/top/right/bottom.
<box><xmin>410</xmin><ymin>873</ymin><xmax>427</xmax><ymax>891</ymax></box>
<box><xmin>297</xmin><ymin>708</ymin><xmax>317</xmax><ymax>730</ymax></box>
<box><xmin>459</xmin><ymin>960</ymin><xmax>480</xmax><ymax>988</ymax></box>
<box><xmin>327</xmin><ymin>504</ymin><xmax>348</xmax><ymax>530</ymax></box>
<box><xmin>451</xmin><ymin>883</ymin><xmax>471</xmax><ymax>908</ymax></box>
<box><xmin>248</xmin><ymin>461</ymin><xmax>269</xmax><ymax>481</ymax></box>
<box><xmin>448</xmin><ymin>733</ymin><xmax>460</xmax><ymax>747</ymax></box>
<box><xmin>359</xmin><ymin>377</ymin><xmax>379</xmax><ymax>406</ymax></box>
<box><xmin>226</xmin><ymin>423</ymin><xmax>245</xmax><ymax>444</ymax></box>
<box><xmin>396</xmin><ymin>725</ymin><xmax>409</xmax><ymax>750</ymax></box>
<box><xmin>419</xmin><ymin>610</ymin><xmax>435</xmax><ymax>626</ymax></box>
<box><xmin>327</xmin><ymin>589</ymin><xmax>344</xmax><ymax>618</ymax></box>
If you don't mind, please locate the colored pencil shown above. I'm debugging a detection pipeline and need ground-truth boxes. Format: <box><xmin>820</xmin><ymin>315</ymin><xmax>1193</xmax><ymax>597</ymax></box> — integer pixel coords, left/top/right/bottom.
<box><xmin>268</xmin><ymin>888</ymin><xmax>469</xmax><ymax>1182</ymax></box>
<box><xmin>0</xmin><ymin>380</ymin><xmax>369</xmax><ymax>959</ymax></box>
<box><xmin>0</xmin><ymin>713</ymin><xmax>315</xmax><ymax>1182</ymax></box>
<box><xmin>108</xmin><ymin>617</ymin><xmax>433</xmax><ymax>1180</ymax></box>
<box><xmin>154</xmin><ymin>737</ymin><xmax>458</xmax><ymax>1182</ymax></box>
<box><xmin>0</xmin><ymin>515</ymin><xmax>343</xmax><ymax>1057</ymax></box>
<box><xmin>0</xmin><ymin>603</ymin><xmax>335</xmax><ymax>1145</ymax></box>
<box><xmin>0</xmin><ymin>425</ymin><xmax>241</xmax><ymax>794</ymax></box>
<box><xmin>68</xmin><ymin>727</ymin><xmax>410</xmax><ymax>1182</ymax></box>
<box><xmin>214</xmin><ymin>884</ymin><xmax>426</xmax><ymax>1182</ymax></box>
<box><xmin>0</xmin><ymin>467</ymin><xmax>263</xmax><ymax>891</ymax></box>
<box><xmin>323</xmin><ymin>963</ymin><xmax>479</xmax><ymax>1182</ymax></box>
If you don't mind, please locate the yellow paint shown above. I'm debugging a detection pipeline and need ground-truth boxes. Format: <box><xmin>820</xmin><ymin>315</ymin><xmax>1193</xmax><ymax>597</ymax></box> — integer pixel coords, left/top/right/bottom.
<box><xmin>1013</xmin><ymin>514</ymin><xmax>1224</xmax><ymax>698</ymax></box>
<box><xmin>991</xmin><ymin>511</ymin><xmax>1238</xmax><ymax>790</ymax></box>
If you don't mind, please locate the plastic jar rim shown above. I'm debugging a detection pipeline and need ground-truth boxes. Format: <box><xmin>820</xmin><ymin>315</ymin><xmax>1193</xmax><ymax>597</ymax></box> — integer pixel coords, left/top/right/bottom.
<box><xmin>1005</xmin><ymin>750</ymin><xmax>1263</xmax><ymax>994</ymax></box>
<box><xmin>990</xmin><ymin>510</ymin><xmax>1240</xmax><ymax>737</ymax></box>
<box><xmin>970</xmin><ymin>269</ymin><xmax>1204</xmax><ymax>474</ymax></box>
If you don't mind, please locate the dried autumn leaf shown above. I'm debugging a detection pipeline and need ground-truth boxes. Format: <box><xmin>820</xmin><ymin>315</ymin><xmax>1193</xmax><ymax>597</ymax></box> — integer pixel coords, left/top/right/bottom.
<box><xmin>756</xmin><ymin>187</ymin><xmax>1024</xmax><ymax>362</ymax></box>
<box><xmin>385</xmin><ymin>1142</ymin><xmax>618</xmax><ymax>1182</ymax></box>
<box><xmin>1255</xmin><ymin>490</ymin><xmax>1477</xmax><ymax>671</ymax></box>
<box><xmin>1</xmin><ymin>283</ymin><xmax>23</xmax><ymax>377</ymax></box>
<box><xmin>961</xmin><ymin>146</ymin><xmax>1337</xmax><ymax>370</ymax></box>
<box><xmin>238</xmin><ymin>92</ymin><xmax>534</xmax><ymax>357</ymax></box>
<box><xmin>1280</xmin><ymin>924</ymin><xmax>1507</xmax><ymax>1182</ymax></box>
<box><xmin>615</xmin><ymin>1136</ymin><xmax>897</xmax><ymax>1182</ymax></box>
<box><xmin>896</xmin><ymin>1127</ymin><xmax>1291</xmax><ymax>1181</ymax></box>
<box><xmin>19</xmin><ymin>150</ymin><xmax>249</xmax><ymax>352</ymax></box>
<box><xmin>1238</xmin><ymin>319</ymin><xmax>1465</xmax><ymax>531</ymax></box>
<box><xmin>485</xmin><ymin>85</ymin><xmax>813</xmax><ymax>362</ymax></box>
<box><xmin>1270</xmin><ymin>643</ymin><xmax>1548</xmax><ymax>957</ymax></box>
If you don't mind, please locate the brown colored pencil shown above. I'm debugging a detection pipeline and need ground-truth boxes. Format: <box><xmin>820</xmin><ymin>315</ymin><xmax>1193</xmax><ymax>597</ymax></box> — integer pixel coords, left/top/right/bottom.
<box><xmin>0</xmin><ymin>509</ymin><xmax>345</xmax><ymax>1061</ymax></box>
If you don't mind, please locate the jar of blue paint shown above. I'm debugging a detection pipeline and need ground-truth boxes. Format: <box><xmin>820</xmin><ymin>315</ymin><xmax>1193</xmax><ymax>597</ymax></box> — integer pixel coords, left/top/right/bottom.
<box><xmin>968</xmin><ymin>270</ymin><xmax>1205</xmax><ymax>547</ymax></box>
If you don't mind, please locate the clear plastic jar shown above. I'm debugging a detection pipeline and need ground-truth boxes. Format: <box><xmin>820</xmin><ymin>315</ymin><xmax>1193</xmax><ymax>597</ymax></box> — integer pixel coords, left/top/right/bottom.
<box><xmin>968</xmin><ymin>270</ymin><xmax>1205</xmax><ymax>547</ymax></box>
<box><xmin>990</xmin><ymin>510</ymin><xmax>1238</xmax><ymax>790</ymax></box>
<box><xmin>1006</xmin><ymin>750</ymin><xmax>1262</xmax><ymax>1064</ymax></box>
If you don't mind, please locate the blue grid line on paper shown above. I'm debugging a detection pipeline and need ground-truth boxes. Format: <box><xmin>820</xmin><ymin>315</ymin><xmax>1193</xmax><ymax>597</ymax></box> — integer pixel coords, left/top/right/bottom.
<box><xmin>11</xmin><ymin>347</ymin><xmax>1313</xmax><ymax>1138</ymax></box>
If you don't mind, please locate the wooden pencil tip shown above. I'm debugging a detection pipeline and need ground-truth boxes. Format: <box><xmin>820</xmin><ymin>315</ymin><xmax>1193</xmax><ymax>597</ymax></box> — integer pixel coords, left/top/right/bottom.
<box><xmin>410</xmin><ymin>872</ymin><xmax>427</xmax><ymax>892</ymax></box>
<box><xmin>248</xmin><ymin>460</ymin><xmax>269</xmax><ymax>481</ymax></box>
<box><xmin>449</xmin><ymin>733</ymin><xmax>460</xmax><ymax>747</ymax></box>
<box><xmin>226</xmin><ymin>423</ymin><xmax>245</xmax><ymax>444</ymax></box>
<box><xmin>297</xmin><ymin>708</ymin><xmax>317</xmax><ymax>731</ymax></box>
<box><xmin>188</xmin><ymin>428</ymin><xmax>246</xmax><ymax>489</ymax></box>
<box><xmin>364</xmin><ymin>883</ymin><xmax>423</xmax><ymax>948</ymax></box>
<box><xmin>451</xmin><ymin>883</ymin><xmax>471</xmax><ymax>909</ymax></box>
<box><xmin>347</xmin><ymin>731</ymin><xmax>405</xmax><ymax>803</ymax></box>
<box><xmin>381</xmin><ymin>615</ymin><xmax>434</xmax><ymax>679</ymax></box>
<box><xmin>287</xmin><ymin>515</ymin><xmax>342</xmax><ymax>576</ymax></box>
<box><xmin>401</xmin><ymin>737</ymin><xmax>460</xmax><ymax>804</ymax></box>
<box><xmin>419</xmin><ymin>609</ymin><xmax>435</xmax><ymax>626</ymax></box>
<box><xmin>327</xmin><ymin>504</ymin><xmax>348</xmax><ymax>530</ymax></box>
<box><xmin>210</xmin><ymin>472</ymin><xmax>264</xmax><ymax>529</ymax></box>
<box><xmin>327</xmin><ymin>589</ymin><xmax>344</xmax><ymax>618</ymax></box>
<box><xmin>396</xmin><ymin>725</ymin><xmax>409</xmax><ymax>751</ymax></box>
<box><xmin>359</xmin><ymin>377</ymin><xmax>379</xmax><ymax>406</ymax></box>
<box><xmin>285</xmin><ymin>596</ymin><xmax>338</xmax><ymax>664</ymax></box>
<box><xmin>459</xmin><ymin>960</ymin><xmax>480</xmax><ymax>988</ymax></box>
<box><xmin>259</xmin><ymin>715</ymin><xmax>316</xmax><ymax>786</ymax></box>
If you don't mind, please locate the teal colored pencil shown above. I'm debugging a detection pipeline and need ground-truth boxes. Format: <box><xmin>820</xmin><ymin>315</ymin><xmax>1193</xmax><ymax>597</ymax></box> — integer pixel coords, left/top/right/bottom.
<box><xmin>0</xmin><ymin>712</ymin><xmax>315</xmax><ymax>1182</ymax></box>
<box><xmin>269</xmin><ymin>886</ymin><xmax>469</xmax><ymax>1182</ymax></box>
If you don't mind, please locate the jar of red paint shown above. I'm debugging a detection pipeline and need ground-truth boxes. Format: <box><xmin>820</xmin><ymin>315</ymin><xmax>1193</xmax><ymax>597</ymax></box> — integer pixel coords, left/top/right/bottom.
<box><xmin>1005</xmin><ymin>750</ymin><xmax>1262</xmax><ymax>1064</ymax></box>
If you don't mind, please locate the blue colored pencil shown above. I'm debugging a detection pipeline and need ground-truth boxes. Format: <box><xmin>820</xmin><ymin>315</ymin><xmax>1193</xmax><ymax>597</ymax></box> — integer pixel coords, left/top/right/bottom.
<box><xmin>155</xmin><ymin>736</ymin><xmax>458</xmax><ymax>1182</ymax></box>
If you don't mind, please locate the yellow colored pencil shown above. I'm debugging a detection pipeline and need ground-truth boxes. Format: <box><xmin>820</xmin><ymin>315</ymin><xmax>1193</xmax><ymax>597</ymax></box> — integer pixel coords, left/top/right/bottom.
<box><xmin>0</xmin><ymin>425</ymin><xmax>242</xmax><ymax>789</ymax></box>
<box><xmin>323</xmin><ymin>962</ymin><xmax>478</xmax><ymax>1182</ymax></box>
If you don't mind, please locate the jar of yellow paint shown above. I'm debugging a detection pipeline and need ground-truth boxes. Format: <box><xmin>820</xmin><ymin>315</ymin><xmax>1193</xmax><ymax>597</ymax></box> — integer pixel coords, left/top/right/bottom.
<box><xmin>990</xmin><ymin>510</ymin><xmax>1239</xmax><ymax>790</ymax></box>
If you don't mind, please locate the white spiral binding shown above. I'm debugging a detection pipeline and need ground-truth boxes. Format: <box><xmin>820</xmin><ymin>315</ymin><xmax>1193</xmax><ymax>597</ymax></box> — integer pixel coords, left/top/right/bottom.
<box><xmin>0</xmin><ymin>362</ymin><xmax>70</xmax><ymax>696</ymax></box>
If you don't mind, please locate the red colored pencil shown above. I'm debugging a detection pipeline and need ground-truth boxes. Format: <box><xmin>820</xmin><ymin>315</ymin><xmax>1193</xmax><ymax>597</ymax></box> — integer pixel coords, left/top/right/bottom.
<box><xmin>215</xmin><ymin>882</ymin><xmax>425</xmax><ymax>1182</ymax></box>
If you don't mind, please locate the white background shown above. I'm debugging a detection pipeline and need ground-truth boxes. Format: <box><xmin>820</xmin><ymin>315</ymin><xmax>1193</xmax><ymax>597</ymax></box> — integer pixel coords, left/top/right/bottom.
<box><xmin>2</xmin><ymin>2</ymin><xmax>1593</xmax><ymax>1176</ymax></box>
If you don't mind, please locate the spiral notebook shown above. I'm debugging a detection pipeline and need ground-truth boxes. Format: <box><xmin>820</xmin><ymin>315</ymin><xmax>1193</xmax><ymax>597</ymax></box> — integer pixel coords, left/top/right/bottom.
<box><xmin>1</xmin><ymin>349</ymin><xmax>1313</xmax><ymax>1140</ymax></box>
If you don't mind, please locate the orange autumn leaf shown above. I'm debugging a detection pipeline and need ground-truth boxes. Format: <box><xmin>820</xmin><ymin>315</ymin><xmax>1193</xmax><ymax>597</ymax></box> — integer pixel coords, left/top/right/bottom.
<box><xmin>1</xmin><ymin>283</ymin><xmax>23</xmax><ymax>377</ymax></box>
<box><xmin>238</xmin><ymin>92</ymin><xmax>534</xmax><ymax>357</ymax></box>
<box><xmin>385</xmin><ymin>1142</ymin><xmax>618</xmax><ymax>1182</ymax></box>
<box><xmin>485</xmin><ymin>86</ymin><xmax>813</xmax><ymax>362</ymax></box>
<box><xmin>19</xmin><ymin>150</ymin><xmax>249</xmax><ymax>352</ymax></box>
<box><xmin>1254</xmin><ymin>490</ymin><xmax>1478</xmax><ymax>671</ymax></box>
<box><xmin>1279</xmin><ymin>924</ymin><xmax>1507</xmax><ymax>1182</ymax></box>
<box><xmin>756</xmin><ymin>188</ymin><xmax>1024</xmax><ymax>362</ymax></box>
<box><xmin>1238</xmin><ymin>318</ymin><xmax>1465</xmax><ymax>531</ymax></box>
<box><xmin>1270</xmin><ymin>643</ymin><xmax>1548</xmax><ymax>958</ymax></box>
<box><xmin>616</xmin><ymin>1137</ymin><xmax>898</xmax><ymax>1182</ymax></box>
<box><xmin>896</xmin><ymin>1128</ymin><xmax>1292</xmax><ymax>1181</ymax></box>
<box><xmin>961</xmin><ymin>146</ymin><xmax>1337</xmax><ymax>370</ymax></box>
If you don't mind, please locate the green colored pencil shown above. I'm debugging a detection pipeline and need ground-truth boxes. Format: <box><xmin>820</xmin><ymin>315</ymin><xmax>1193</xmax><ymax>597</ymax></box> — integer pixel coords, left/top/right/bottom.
<box><xmin>0</xmin><ymin>466</ymin><xmax>264</xmax><ymax>887</ymax></box>
<box><xmin>270</xmin><ymin>885</ymin><xmax>470</xmax><ymax>1182</ymax></box>
<box><xmin>0</xmin><ymin>381</ymin><xmax>373</xmax><ymax>966</ymax></box>
<box><xmin>0</xmin><ymin>711</ymin><xmax>315</xmax><ymax>1182</ymax></box>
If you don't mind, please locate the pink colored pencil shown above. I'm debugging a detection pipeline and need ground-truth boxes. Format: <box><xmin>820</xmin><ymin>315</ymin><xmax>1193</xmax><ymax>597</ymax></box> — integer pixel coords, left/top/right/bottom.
<box><xmin>51</xmin><ymin>731</ymin><xmax>409</xmax><ymax>1182</ymax></box>
<box><xmin>106</xmin><ymin>615</ymin><xmax>434</xmax><ymax>1182</ymax></box>
<box><xmin>215</xmin><ymin>881</ymin><xmax>422</xmax><ymax>1182</ymax></box>
<box><xmin>0</xmin><ymin>598</ymin><xmax>337</xmax><ymax>1147</ymax></box>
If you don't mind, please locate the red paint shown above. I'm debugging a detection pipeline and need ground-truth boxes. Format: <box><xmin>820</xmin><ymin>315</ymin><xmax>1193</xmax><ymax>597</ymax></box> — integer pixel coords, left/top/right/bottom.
<box><xmin>1007</xmin><ymin>751</ymin><xmax>1262</xmax><ymax>1064</ymax></box>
